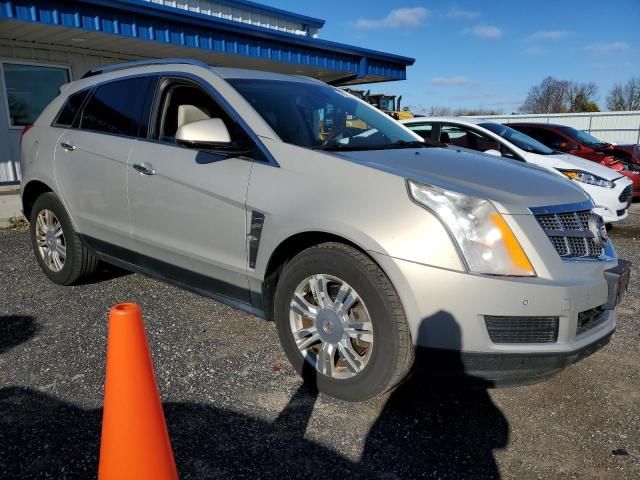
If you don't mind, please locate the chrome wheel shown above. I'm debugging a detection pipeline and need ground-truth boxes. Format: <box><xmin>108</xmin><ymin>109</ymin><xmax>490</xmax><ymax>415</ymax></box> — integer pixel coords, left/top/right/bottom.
<box><xmin>35</xmin><ymin>209</ymin><xmax>66</xmax><ymax>272</ymax></box>
<box><xmin>289</xmin><ymin>274</ymin><xmax>373</xmax><ymax>379</ymax></box>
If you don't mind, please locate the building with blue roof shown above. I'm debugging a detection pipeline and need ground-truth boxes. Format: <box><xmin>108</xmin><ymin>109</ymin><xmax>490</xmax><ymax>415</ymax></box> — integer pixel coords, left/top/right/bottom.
<box><xmin>0</xmin><ymin>0</ymin><xmax>415</xmax><ymax>184</ymax></box>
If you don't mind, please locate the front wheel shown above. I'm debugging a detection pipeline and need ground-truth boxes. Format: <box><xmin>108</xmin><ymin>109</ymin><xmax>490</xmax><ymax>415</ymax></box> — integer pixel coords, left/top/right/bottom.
<box><xmin>274</xmin><ymin>243</ymin><xmax>413</xmax><ymax>401</ymax></box>
<box><xmin>30</xmin><ymin>192</ymin><xmax>98</xmax><ymax>285</ymax></box>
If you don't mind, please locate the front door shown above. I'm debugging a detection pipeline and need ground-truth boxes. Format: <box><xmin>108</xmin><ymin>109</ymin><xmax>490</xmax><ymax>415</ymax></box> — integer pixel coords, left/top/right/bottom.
<box><xmin>127</xmin><ymin>77</ymin><xmax>254</xmax><ymax>303</ymax></box>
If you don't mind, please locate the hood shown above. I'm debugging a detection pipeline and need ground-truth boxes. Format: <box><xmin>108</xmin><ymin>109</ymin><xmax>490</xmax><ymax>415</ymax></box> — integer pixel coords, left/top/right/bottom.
<box><xmin>337</xmin><ymin>147</ymin><xmax>589</xmax><ymax>214</ymax></box>
<box><xmin>528</xmin><ymin>152</ymin><xmax>623</xmax><ymax>181</ymax></box>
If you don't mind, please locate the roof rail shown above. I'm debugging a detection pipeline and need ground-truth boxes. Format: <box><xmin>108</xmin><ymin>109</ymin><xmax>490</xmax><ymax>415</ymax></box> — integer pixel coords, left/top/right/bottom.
<box><xmin>81</xmin><ymin>58</ymin><xmax>209</xmax><ymax>79</ymax></box>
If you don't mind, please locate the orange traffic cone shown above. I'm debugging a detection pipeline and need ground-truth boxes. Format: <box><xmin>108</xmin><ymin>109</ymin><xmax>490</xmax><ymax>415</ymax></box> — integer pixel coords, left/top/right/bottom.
<box><xmin>98</xmin><ymin>303</ymin><xmax>178</xmax><ymax>480</ymax></box>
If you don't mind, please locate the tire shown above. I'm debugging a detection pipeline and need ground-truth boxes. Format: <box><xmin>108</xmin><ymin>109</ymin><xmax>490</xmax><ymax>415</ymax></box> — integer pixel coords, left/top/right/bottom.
<box><xmin>30</xmin><ymin>192</ymin><xmax>98</xmax><ymax>285</ymax></box>
<box><xmin>274</xmin><ymin>242</ymin><xmax>414</xmax><ymax>401</ymax></box>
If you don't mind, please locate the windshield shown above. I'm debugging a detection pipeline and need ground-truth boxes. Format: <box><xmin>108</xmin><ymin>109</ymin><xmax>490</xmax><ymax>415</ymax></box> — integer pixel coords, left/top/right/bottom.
<box><xmin>559</xmin><ymin>126</ymin><xmax>605</xmax><ymax>146</ymax></box>
<box><xmin>480</xmin><ymin>122</ymin><xmax>555</xmax><ymax>155</ymax></box>
<box><xmin>227</xmin><ymin>79</ymin><xmax>421</xmax><ymax>151</ymax></box>
<box><xmin>379</xmin><ymin>97</ymin><xmax>395</xmax><ymax>111</ymax></box>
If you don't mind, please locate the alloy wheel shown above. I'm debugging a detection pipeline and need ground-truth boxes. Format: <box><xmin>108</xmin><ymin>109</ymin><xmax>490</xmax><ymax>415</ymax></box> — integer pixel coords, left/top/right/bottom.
<box><xmin>35</xmin><ymin>209</ymin><xmax>66</xmax><ymax>272</ymax></box>
<box><xmin>289</xmin><ymin>274</ymin><xmax>373</xmax><ymax>379</ymax></box>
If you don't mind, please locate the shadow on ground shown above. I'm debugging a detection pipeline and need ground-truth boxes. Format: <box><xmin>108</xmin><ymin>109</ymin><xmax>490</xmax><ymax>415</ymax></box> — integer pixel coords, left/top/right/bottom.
<box><xmin>0</xmin><ymin>312</ymin><xmax>508</xmax><ymax>479</ymax></box>
<box><xmin>76</xmin><ymin>262</ymin><xmax>132</xmax><ymax>285</ymax></box>
<box><xmin>0</xmin><ymin>315</ymin><xmax>38</xmax><ymax>354</ymax></box>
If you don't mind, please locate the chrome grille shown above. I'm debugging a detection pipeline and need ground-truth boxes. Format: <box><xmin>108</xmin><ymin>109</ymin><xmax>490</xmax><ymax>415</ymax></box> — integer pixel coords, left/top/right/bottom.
<box><xmin>619</xmin><ymin>184</ymin><xmax>633</xmax><ymax>204</ymax></box>
<box><xmin>535</xmin><ymin>210</ymin><xmax>604</xmax><ymax>258</ymax></box>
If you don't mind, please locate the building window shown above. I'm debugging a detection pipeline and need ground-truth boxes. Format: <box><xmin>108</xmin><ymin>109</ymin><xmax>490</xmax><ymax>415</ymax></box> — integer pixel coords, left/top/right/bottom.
<box><xmin>2</xmin><ymin>63</ymin><xmax>70</xmax><ymax>127</ymax></box>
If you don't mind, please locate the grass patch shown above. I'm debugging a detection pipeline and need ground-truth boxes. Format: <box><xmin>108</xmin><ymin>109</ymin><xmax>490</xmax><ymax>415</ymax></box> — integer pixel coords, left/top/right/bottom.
<box><xmin>0</xmin><ymin>216</ymin><xmax>28</xmax><ymax>230</ymax></box>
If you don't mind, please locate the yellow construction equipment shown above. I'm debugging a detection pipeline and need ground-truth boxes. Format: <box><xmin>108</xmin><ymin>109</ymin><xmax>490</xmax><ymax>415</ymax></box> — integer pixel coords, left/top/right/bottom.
<box><xmin>339</xmin><ymin>88</ymin><xmax>415</xmax><ymax>120</ymax></box>
<box><xmin>366</xmin><ymin>93</ymin><xmax>414</xmax><ymax>120</ymax></box>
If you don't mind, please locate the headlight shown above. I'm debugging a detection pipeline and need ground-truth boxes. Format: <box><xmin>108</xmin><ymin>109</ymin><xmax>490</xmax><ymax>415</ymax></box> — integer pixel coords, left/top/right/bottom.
<box><xmin>557</xmin><ymin>169</ymin><xmax>615</xmax><ymax>188</ymax></box>
<box><xmin>407</xmin><ymin>180</ymin><xmax>535</xmax><ymax>277</ymax></box>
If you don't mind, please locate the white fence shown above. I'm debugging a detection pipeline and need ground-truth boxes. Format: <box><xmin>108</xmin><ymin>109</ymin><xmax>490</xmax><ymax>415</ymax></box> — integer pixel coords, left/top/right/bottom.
<box><xmin>473</xmin><ymin>111</ymin><xmax>640</xmax><ymax>145</ymax></box>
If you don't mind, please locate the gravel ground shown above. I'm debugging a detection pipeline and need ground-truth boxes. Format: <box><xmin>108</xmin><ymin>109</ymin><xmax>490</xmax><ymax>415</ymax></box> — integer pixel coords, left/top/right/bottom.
<box><xmin>0</xmin><ymin>205</ymin><xmax>639</xmax><ymax>479</ymax></box>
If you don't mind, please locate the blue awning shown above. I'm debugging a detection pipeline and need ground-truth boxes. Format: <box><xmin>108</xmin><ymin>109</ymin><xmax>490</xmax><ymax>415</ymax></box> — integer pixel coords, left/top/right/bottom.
<box><xmin>0</xmin><ymin>0</ymin><xmax>415</xmax><ymax>84</ymax></box>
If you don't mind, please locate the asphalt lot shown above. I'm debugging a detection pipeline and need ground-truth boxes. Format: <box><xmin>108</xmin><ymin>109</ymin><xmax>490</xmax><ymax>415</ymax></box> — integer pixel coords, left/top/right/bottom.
<box><xmin>1</xmin><ymin>206</ymin><xmax>639</xmax><ymax>479</ymax></box>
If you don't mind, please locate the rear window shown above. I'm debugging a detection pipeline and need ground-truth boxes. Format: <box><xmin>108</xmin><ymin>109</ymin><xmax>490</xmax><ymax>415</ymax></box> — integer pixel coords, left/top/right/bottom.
<box><xmin>80</xmin><ymin>77</ymin><xmax>153</xmax><ymax>137</ymax></box>
<box><xmin>53</xmin><ymin>89</ymin><xmax>89</xmax><ymax>128</ymax></box>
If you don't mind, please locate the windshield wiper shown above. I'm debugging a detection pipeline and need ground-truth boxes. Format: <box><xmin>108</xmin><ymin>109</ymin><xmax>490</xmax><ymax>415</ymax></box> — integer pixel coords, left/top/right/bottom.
<box><xmin>375</xmin><ymin>139</ymin><xmax>445</xmax><ymax>149</ymax></box>
<box><xmin>312</xmin><ymin>144</ymin><xmax>373</xmax><ymax>151</ymax></box>
<box><xmin>312</xmin><ymin>138</ymin><xmax>445</xmax><ymax>152</ymax></box>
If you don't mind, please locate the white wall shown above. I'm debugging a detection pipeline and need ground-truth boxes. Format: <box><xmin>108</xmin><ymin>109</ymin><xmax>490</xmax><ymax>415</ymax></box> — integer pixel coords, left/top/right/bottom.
<box><xmin>472</xmin><ymin>111</ymin><xmax>640</xmax><ymax>145</ymax></box>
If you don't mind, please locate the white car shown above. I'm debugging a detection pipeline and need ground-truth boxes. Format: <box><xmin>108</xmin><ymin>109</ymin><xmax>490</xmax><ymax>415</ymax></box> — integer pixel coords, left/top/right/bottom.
<box><xmin>402</xmin><ymin>117</ymin><xmax>633</xmax><ymax>224</ymax></box>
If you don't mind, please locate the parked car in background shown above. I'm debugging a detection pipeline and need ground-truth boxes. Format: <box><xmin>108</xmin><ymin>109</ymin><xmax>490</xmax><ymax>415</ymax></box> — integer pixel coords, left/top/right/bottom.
<box><xmin>20</xmin><ymin>60</ymin><xmax>630</xmax><ymax>401</ymax></box>
<box><xmin>509</xmin><ymin>123</ymin><xmax>640</xmax><ymax>198</ymax></box>
<box><xmin>401</xmin><ymin>117</ymin><xmax>633</xmax><ymax>224</ymax></box>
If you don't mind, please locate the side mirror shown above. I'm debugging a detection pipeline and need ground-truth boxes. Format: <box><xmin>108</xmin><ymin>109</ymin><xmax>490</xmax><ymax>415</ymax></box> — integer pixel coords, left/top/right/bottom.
<box><xmin>484</xmin><ymin>149</ymin><xmax>502</xmax><ymax>157</ymax></box>
<box><xmin>176</xmin><ymin>118</ymin><xmax>248</xmax><ymax>155</ymax></box>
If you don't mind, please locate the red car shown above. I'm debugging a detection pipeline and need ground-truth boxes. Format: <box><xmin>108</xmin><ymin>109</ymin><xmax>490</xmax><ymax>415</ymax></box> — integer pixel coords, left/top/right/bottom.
<box><xmin>510</xmin><ymin>123</ymin><xmax>640</xmax><ymax>198</ymax></box>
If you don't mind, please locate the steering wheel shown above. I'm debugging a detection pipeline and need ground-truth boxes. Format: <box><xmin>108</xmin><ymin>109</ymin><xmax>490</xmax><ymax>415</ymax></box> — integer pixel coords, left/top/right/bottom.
<box><xmin>322</xmin><ymin>126</ymin><xmax>350</xmax><ymax>146</ymax></box>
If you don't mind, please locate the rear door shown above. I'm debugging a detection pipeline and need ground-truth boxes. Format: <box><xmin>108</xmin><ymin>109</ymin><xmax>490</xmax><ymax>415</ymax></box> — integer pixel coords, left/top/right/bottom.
<box><xmin>127</xmin><ymin>76</ymin><xmax>255</xmax><ymax>303</ymax></box>
<box><xmin>55</xmin><ymin>76</ymin><xmax>155</xmax><ymax>250</ymax></box>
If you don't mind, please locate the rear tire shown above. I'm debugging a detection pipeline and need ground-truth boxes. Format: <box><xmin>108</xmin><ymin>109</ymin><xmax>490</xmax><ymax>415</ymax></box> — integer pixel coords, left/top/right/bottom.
<box><xmin>30</xmin><ymin>192</ymin><xmax>98</xmax><ymax>285</ymax></box>
<box><xmin>274</xmin><ymin>242</ymin><xmax>414</xmax><ymax>401</ymax></box>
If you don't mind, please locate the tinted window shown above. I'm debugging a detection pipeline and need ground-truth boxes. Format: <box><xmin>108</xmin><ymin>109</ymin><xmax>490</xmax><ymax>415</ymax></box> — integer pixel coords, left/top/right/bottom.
<box><xmin>81</xmin><ymin>77</ymin><xmax>152</xmax><ymax>137</ymax></box>
<box><xmin>480</xmin><ymin>123</ymin><xmax>555</xmax><ymax>155</ymax></box>
<box><xmin>514</xmin><ymin>126</ymin><xmax>566</xmax><ymax>149</ymax></box>
<box><xmin>407</xmin><ymin>123</ymin><xmax>433</xmax><ymax>141</ymax></box>
<box><xmin>53</xmin><ymin>90</ymin><xmax>89</xmax><ymax>127</ymax></box>
<box><xmin>440</xmin><ymin>124</ymin><xmax>500</xmax><ymax>152</ymax></box>
<box><xmin>228</xmin><ymin>79</ymin><xmax>420</xmax><ymax>151</ymax></box>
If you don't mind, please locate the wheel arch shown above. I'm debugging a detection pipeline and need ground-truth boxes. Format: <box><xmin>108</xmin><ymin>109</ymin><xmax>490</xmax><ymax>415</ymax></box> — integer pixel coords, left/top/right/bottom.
<box><xmin>261</xmin><ymin>230</ymin><xmax>396</xmax><ymax>321</ymax></box>
<box><xmin>22</xmin><ymin>180</ymin><xmax>54</xmax><ymax>220</ymax></box>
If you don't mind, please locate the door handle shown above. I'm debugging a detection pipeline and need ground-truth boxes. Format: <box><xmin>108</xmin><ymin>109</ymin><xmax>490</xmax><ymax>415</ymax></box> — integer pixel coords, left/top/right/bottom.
<box><xmin>60</xmin><ymin>142</ymin><xmax>76</xmax><ymax>151</ymax></box>
<box><xmin>133</xmin><ymin>163</ymin><xmax>156</xmax><ymax>176</ymax></box>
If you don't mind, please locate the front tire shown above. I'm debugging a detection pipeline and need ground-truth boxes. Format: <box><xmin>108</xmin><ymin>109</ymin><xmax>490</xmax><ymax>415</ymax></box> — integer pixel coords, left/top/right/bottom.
<box><xmin>274</xmin><ymin>242</ymin><xmax>413</xmax><ymax>401</ymax></box>
<box><xmin>30</xmin><ymin>192</ymin><xmax>98</xmax><ymax>285</ymax></box>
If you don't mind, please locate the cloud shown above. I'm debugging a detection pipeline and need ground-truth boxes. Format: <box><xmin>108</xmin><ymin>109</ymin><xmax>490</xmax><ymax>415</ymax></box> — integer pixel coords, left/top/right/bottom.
<box><xmin>430</xmin><ymin>76</ymin><xmax>477</xmax><ymax>87</ymax></box>
<box><xmin>447</xmin><ymin>8</ymin><xmax>480</xmax><ymax>20</ymax></box>
<box><xmin>355</xmin><ymin>7</ymin><xmax>428</xmax><ymax>30</ymax></box>
<box><xmin>451</xmin><ymin>92</ymin><xmax>498</xmax><ymax>101</ymax></box>
<box><xmin>464</xmin><ymin>25</ymin><xmax>503</xmax><ymax>39</ymax></box>
<box><xmin>586</xmin><ymin>42</ymin><xmax>629</xmax><ymax>55</ymax></box>
<box><xmin>526</xmin><ymin>30</ymin><xmax>571</xmax><ymax>41</ymax></box>
<box><xmin>524</xmin><ymin>46</ymin><xmax>546</xmax><ymax>55</ymax></box>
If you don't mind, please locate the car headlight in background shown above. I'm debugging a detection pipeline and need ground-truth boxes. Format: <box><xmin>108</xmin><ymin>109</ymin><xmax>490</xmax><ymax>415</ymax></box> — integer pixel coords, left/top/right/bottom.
<box><xmin>557</xmin><ymin>169</ymin><xmax>615</xmax><ymax>188</ymax></box>
<box><xmin>407</xmin><ymin>180</ymin><xmax>535</xmax><ymax>277</ymax></box>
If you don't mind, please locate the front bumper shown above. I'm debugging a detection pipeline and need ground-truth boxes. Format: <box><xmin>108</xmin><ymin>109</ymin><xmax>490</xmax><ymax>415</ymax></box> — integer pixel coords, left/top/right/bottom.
<box><xmin>371</xmin><ymin>251</ymin><xmax>617</xmax><ymax>350</ymax></box>
<box><xmin>411</xmin><ymin>329</ymin><xmax>614</xmax><ymax>387</ymax></box>
<box><xmin>581</xmin><ymin>178</ymin><xmax>632</xmax><ymax>223</ymax></box>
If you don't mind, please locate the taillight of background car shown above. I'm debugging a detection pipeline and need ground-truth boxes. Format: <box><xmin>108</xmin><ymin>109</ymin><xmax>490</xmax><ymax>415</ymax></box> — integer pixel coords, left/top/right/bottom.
<box><xmin>21</xmin><ymin>124</ymin><xmax>33</xmax><ymax>140</ymax></box>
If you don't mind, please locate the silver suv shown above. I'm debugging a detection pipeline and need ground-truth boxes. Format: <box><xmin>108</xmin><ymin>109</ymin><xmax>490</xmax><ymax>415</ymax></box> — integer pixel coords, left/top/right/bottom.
<box><xmin>20</xmin><ymin>59</ymin><xmax>630</xmax><ymax>401</ymax></box>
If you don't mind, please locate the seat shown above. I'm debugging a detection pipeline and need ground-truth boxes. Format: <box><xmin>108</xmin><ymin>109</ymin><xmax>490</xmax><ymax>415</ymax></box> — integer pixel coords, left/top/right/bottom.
<box><xmin>177</xmin><ymin>104</ymin><xmax>211</xmax><ymax>129</ymax></box>
<box><xmin>440</xmin><ymin>131</ymin><xmax>451</xmax><ymax>143</ymax></box>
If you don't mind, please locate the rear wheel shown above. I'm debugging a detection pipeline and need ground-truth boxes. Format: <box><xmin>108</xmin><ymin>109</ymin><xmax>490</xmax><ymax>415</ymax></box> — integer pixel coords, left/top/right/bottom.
<box><xmin>30</xmin><ymin>193</ymin><xmax>98</xmax><ymax>285</ymax></box>
<box><xmin>274</xmin><ymin>242</ymin><xmax>413</xmax><ymax>401</ymax></box>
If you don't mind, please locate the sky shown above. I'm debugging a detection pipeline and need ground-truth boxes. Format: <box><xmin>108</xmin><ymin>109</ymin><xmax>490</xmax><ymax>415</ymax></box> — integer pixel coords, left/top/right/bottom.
<box><xmin>260</xmin><ymin>0</ymin><xmax>639</xmax><ymax>113</ymax></box>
